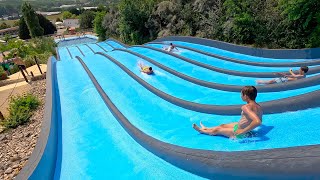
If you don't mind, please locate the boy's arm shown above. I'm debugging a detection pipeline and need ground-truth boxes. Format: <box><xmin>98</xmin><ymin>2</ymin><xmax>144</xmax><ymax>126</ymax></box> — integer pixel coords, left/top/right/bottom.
<box><xmin>235</xmin><ymin>106</ymin><xmax>262</xmax><ymax>135</ymax></box>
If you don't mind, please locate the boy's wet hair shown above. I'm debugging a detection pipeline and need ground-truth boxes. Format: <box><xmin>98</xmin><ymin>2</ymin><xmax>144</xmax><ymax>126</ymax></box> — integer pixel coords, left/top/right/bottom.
<box><xmin>301</xmin><ymin>66</ymin><xmax>308</xmax><ymax>73</ymax></box>
<box><xmin>241</xmin><ymin>86</ymin><xmax>257</xmax><ymax>100</ymax></box>
<box><xmin>149</xmin><ymin>67</ymin><xmax>152</xmax><ymax>71</ymax></box>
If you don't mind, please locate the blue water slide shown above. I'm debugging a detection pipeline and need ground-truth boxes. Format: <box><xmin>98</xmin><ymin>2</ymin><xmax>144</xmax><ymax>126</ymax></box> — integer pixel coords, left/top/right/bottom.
<box><xmin>161</xmin><ymin>40</ymin><xmax>320</xmax><ymax>63</ymax></box>
<box><xmin>146</xmin><ymin>43</ymin><xmax>320</xmax><ymax>74</ymax></box>
<box><xmin>80</xmin><ymin>52</ymin><xmax>320</xmax><ymax>151</ymax></box>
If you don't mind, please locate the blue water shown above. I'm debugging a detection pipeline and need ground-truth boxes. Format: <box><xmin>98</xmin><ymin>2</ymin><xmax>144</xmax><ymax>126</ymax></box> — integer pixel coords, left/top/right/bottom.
<box><xmin>66</xmin><ymin>46</ymin><xmax>83</xmax><ymax>59</ymax></box>
<box><xmin>57</xmin><ymin>47</ymin><xmax>72</xmax><ymax>60</ymax></box>
<box><xmin>57</xmin><ymin>37</ymin><xmax>97</xmax><ymax>47</ymax></box>
<box><xmin>50</xmin><ymin>37</ymin><xmax>320</xmax><ymax>179</ymax></box>
<box><xmin>128</xmin><ymin>47</ymin><xmax>300</xmax><ymax>85</ymax></box>
<box><xmin>54</xmin><ymin>59</ymin><xmax>202</xmax><ymax>179</ymax></box>
<box><xmin>77</xmin><ymin>44</ymin><xmax>94</xmax><ymax>56</ymax></box>
<box><xmin>85</xmin><ymin>43</ymin><xmax>105</xmax><ymax>53</ymax></box>
<box><xmin>106</xmin><ymin>40</ymin><xmax>125</xmax><ymax>49</ymax></box>
<box><xmin>146</xmin><ymin>43</ymin><xmax>320</xmax><ymax>72</ymax></box>
<box><xmin>164</xmin><ymin>41</ymin><xmax>319</xmax><ymax>63</ymax></box>
<box><xmin>97</xmin><ymin>42</ymin><xmax>114</xmax><ymax>51</ymax></box>
<box><xmin>80</xmin><ymin>53</ymin><xmax>320</xmax><ymax>151</ymax></box>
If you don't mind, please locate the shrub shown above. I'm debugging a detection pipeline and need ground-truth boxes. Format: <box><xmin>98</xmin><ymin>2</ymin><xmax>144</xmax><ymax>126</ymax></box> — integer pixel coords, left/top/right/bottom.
<box><xmin>0</xmin><ymin>66</ymin><xmax>7</xmax><ymax>80</ymax></box>
<box><xmin>2</xmin><ymin>94</ymin><xmax>40</xmax><ymax>129</ymax></box>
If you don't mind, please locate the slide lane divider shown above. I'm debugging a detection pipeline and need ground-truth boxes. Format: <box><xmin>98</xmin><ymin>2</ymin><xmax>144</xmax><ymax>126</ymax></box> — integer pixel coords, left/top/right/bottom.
<box><xmin>75</xmin><ymin>54</ymin><xmax>320</xmax><ymax>179</ymax></box>
<box><xmin>96</xmin><ymin>51</ymin><xmax>320</xmax><ymax>115</ymax></box>
<box><xmin>65</xmin><ymin>47</ymin><xmax>73</xmax><ymax>59</ymax></box>
<box><xmin>95</xmin><ymin>43</ymin><xmax>109</xmax><ymax>53</ymax></box>
<box><xmin>85</xmin><ymin>44</ymin><xmax>95</xmax><ymax>53</ymax></box>
<box><xmin>118</xmin><ymin>48</ymin><xmax>320</xmax><ymax>93</ymax></box>
<box><xmin>142</xmin><ymin>44</ymin><xmax>320</xmax><ymax>76</ymax></box>
<box><xmin>75</xmin><ymin>46</ymin><xmax>85</xmax><ymax>56</ymax></box>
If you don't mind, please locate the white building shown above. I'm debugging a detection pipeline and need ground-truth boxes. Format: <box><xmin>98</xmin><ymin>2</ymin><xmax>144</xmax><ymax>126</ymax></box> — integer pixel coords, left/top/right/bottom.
<box><xmin>63</xmin><ymin>19</ymin><xmax>79</xmax><ymax>28</ymax></box>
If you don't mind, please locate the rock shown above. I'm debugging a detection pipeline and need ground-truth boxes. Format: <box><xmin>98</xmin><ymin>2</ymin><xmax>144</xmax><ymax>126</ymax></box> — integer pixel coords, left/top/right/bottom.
<box><xmin>0</xmin><ymin>134</ymin><xmax>6</xmax><ymax>141</ymax></box>
<box><xmin>10</xmin><ymin>155</ymin><xmax>21</xmax><ymax>162</ymax></box>
<box><xmin>12</xmin><ymin>164</ymin><xmax>19</xmax><ymax>169</ymax></box>
<box><xmin>4</xmin><ymin>167</ymin><xmax>13</xmax><ymax>174</ymax></box>
<box><xmin>24</xmin><ymin>132</ymin><xmax>31</xmax><ymax>137</ymax></box>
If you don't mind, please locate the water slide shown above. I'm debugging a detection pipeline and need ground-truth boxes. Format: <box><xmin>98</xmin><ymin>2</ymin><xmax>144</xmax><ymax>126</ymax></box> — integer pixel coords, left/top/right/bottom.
<box><xmin>18</xmin><ymin>37</ymin><xmax>320</xmax><ymax>179</ymax></box>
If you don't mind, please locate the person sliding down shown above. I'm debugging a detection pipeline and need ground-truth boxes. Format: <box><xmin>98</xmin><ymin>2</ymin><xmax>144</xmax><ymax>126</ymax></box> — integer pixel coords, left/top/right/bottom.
<box><xmin>138</xmin><ymin>61</ymin><xmax>153</xmax><ymax>75</ymax></box>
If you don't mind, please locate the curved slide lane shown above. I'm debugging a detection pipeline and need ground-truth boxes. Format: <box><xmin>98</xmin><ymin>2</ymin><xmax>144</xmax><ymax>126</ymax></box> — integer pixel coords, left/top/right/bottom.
<box><xmin>148</xmin><ymin>42</ymin><xmax>320</xmax><ymax>67</ymax></box>
<box><xmin>77</xmin><ymin>53</ymin><xmax>320</xmax><ymax>179</ymax></box>
<box><xmin>145</xmin><ymin>43</ymin><xmax>320</xmax><ymax>76</ymax></box>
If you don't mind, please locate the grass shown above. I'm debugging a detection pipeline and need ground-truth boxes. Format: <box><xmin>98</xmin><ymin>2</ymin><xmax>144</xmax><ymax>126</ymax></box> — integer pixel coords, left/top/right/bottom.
<box><xmin>0</xmin><ymin>13</ymin><xmax>63</xmax><ymax>27</ymax></box>
<box><xmin>0</xmin><ymin>19</ymin><xmax>19</xmax><ymax>27</ymax></box>
<box><xmin>45</xmin><ymin>13</ymin><xmax>63</xmax><ymax>22</ymax></box>
<box><xmin>1</xmin><ymin>94</ymin><xmax>40</xmax><ymax>130</ymax></box>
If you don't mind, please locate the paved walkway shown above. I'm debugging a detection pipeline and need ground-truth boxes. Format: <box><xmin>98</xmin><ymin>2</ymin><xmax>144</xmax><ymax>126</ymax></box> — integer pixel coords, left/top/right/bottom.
<box><xmin>0</xmin><ymin>64</ymin><xmax>47</xmax><ymax>117</ymax></box>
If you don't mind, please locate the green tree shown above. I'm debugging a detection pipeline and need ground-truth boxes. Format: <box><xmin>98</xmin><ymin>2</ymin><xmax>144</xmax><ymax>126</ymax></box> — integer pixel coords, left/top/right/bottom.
<box><xmin>79</xmin><ymin>10</ymin><xmax>95</xmax><ymax>29</ymax></box>
<box><xmin>119</xmin><ymin>0</ymin><xmax>156</xmax><ymax>44</ymax></box>
<box><xmin>62</xmin><ymin>11</ymin><xmax>73</xmax><ymax>19</ymax></box>
<box><xmin>102</xmin><ymin>6</ymin><xmax>120</xmax><ymax>38</ymax></box>
<box><xmin>18</xmin><ymin>16</ymin><xmax>31</xmax><ymax>40</ymax></box>
<box><xmin>21</xmin><ymin>2</ymin><xmax>44</xmax><ymax>38</ymax></box>
<box><xmin>94</xmin><ymin>11</ymin><xmax>107</xmax><ymax>41</ymax></box>
<box><xmin>37</xmin><ymin>14</ymin><xmax>57</xmax><ymax>35</ymax></box>
<box><xmin>279</xmin><ymin>0</ymin><xmax>320</xmax><ymax>48</ymax></box>
<box><xmin>0</xmin><ymin>22</ymin><xmax>10</xmax><ymax>29</ymax></box>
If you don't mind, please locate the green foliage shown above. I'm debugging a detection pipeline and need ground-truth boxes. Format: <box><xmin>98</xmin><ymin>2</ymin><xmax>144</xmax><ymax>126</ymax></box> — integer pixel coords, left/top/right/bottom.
<box><xmin>118</xmin><ymin>0</ymin><xmax>156</xmax><ymax>44</ymax></box>
<box><xmin>0</xmin><ymin>22</ymin><xmax>10</xmax><ymax>30</ymax></box>
<box><xmin>18</xmin><ymin>16</ymin><xmax>31</xmax><ymax>40</ymax></box>
<box><xmin>102</xmin><ymin>5</ymin><xmax>120</xmax><ymax>38</ymax></box>
<box><xmin>79</xmin><ymin>10</ymin><xmax>95</xmax><ymax>29</ymax></box>
<box><xmin>2</xmin><ymin>94</ymin><xmax>40</xmax><ymax>129</ymax></box>
<box><xmin>279</xmin><ymin>0</ymin><xmax>320</xmax><ymax>48</ymax></box>
<box><xmin>22</xmin><ymin>2</ymin><xmax>44</xmax><ymax>38</ymax></box>
<box><xmin>94</xmin><ymin>11</ymin><xmax>107</xmax><ymax>41</ymax></box>
<box><xmin>37</xmin><ymin>14</ymin><xmax>57</xmax><ymax>35</ymax></box>
<box><xmin>62</xmin><ymin>11</ymin><xmax>73</xmax><ymax>20</ymax></box>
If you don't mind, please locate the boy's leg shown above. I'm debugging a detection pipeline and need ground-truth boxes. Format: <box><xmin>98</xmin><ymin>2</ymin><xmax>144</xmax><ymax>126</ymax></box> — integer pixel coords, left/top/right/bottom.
<box><xmin>256</xmin><ymin>79</ymin><xmax>276</xmax><ymax>84</ymax></box>
<box><xmin>193</xmin><ymin>123</ymin><xmax>235</xmax><ymax>137</ymax></box>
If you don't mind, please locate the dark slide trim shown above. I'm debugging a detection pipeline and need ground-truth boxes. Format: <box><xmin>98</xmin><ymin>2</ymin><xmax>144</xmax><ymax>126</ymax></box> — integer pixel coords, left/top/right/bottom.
<box><xmin>85</xmin><ymin>44</ymin><xmax>95</xmax><ymax>53</ymax></box>
<box><xmin>96</xmin><ymin>51</ymin><xmax>320</xmax><ymax>115</ymax></box>
<box><xmin>107</xmin><ymin>38</ymin><xmax>129</xmax><ymax>48</ymax></box>
<box><xmin>17</xmin><ymin>57</ymin><xmax>58</xmax><ymax>179</ymax></box>
<box><xmin>76</xmin><ymin>55</ymin><xmax>320</xmax><ymax>179</ymax></box>
<box><xmin>119</xmin><ymin>48</ymin><xmax>320</xmax><ymax>93</ymax></box>
<box><xmin>103</xmin><ymin>41</ymin><xmax>115</xmax><ymax>49</ymax></box>
<box><xmin>65</xmin><ymin>47</ymin><xmax>73</xmax><ymax>59</ymax></box>
<box><xmin>145</xmin><ymin>43</ymin><xmax>320</xmax><ymax>67</ymax></box>
<box><xmin>138</xmin><ymin>45</ymin><xmax>320</xmax><ymax>77</ymax></box>
<box><xmin>95</xmin><ymin>43</ymin><xmax>108</xmax><ymax>52</ymax></box>
<box><xmin>55</xmin><ymin>47</ymin><xmax>60</xmax><ymax>61</ymax></box>
<box><xmin>75</xmin><ymin>46</ymin><xmax>85</xmax><ymax>56</ymax></box>
<box><xmin>152</xmin><ymin>36</ymin><xmax>320</xmax><ymax>59</ymax></box>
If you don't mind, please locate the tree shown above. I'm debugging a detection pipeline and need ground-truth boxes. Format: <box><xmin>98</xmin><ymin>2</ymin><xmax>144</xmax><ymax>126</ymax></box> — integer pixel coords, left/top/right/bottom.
<box><xmin>94</xmin><ymin>11</ymin><xmax>107</xmax><ymax>41</ymax></box>
<box><xmin>279</xmin><ymin>0</ymin><xmax>320</xmax><ymax>48</ymax></box>
<box><xmin>68</xmin><ymin>8</ymin><xmax>81</xmax><ymax>15</ymax></box>
<box><xmin>0</xmin><ymin>22</ymin><xmax>10</xmax><ymax>30</ymax></box>
<box><xmin>102</xmin><ymin>6</ymin><xmax>120</xmax><ymax>38</ymax></box>
<box><xmin>62</xmin><ymin>11</ymin><xmax>73</xmax><ymax>19</ymax></box>
<box><xmin>21</xmin><ymin>2</ymin><xmax>44</xmax><ymax>38</ymax></box>
<box><xmin>18</xmin><ymin>16</ymin><xmax>31</xmax><ymax>40</ymax></box>
<box><xmin>37</xmin><ymin>14</ymin><xmax>57</xmax><ymax>35</ymax></box>
<box><xmin>118</xmin><ymin>0</ymin><xmax>156</xmax><ymax>44</ymax></box>
<box><xmin>79</xmin><ymin>10</ymin><xmax>95</xmax><ymax>29</ymax></box>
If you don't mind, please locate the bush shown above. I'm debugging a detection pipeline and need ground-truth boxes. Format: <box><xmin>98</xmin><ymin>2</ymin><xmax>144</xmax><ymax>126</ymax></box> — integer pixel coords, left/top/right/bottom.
<box><xmin>0</xmin><ymin>66</ymin><xmax>7</xmax><ymax>80</ymax></box>
<box><xmin>2</xmin><ymin>94</ymin><xmax>40</xmax><ymax>129</ymax></box>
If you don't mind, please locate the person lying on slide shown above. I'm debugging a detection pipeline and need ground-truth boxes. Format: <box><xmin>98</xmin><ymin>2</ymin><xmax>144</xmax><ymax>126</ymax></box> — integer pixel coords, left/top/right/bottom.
<box><xmin>163</xmin><ymin>43</ymin><xmax>179</xmax><ymax>52</ymax></box>
<box><xmin>138</xmin><ymin>62</ymin><xmax>153</xmax><ymax>75</ymax></box>
<box><xmin>256</xmin><ymin>66</ymin><xmax>308</xmax><ymax>85</ymax></box>
<box><xmin>193</xmin><ymin>86</ymin><xmax>263</xmax><ymax>139</ymax></box>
